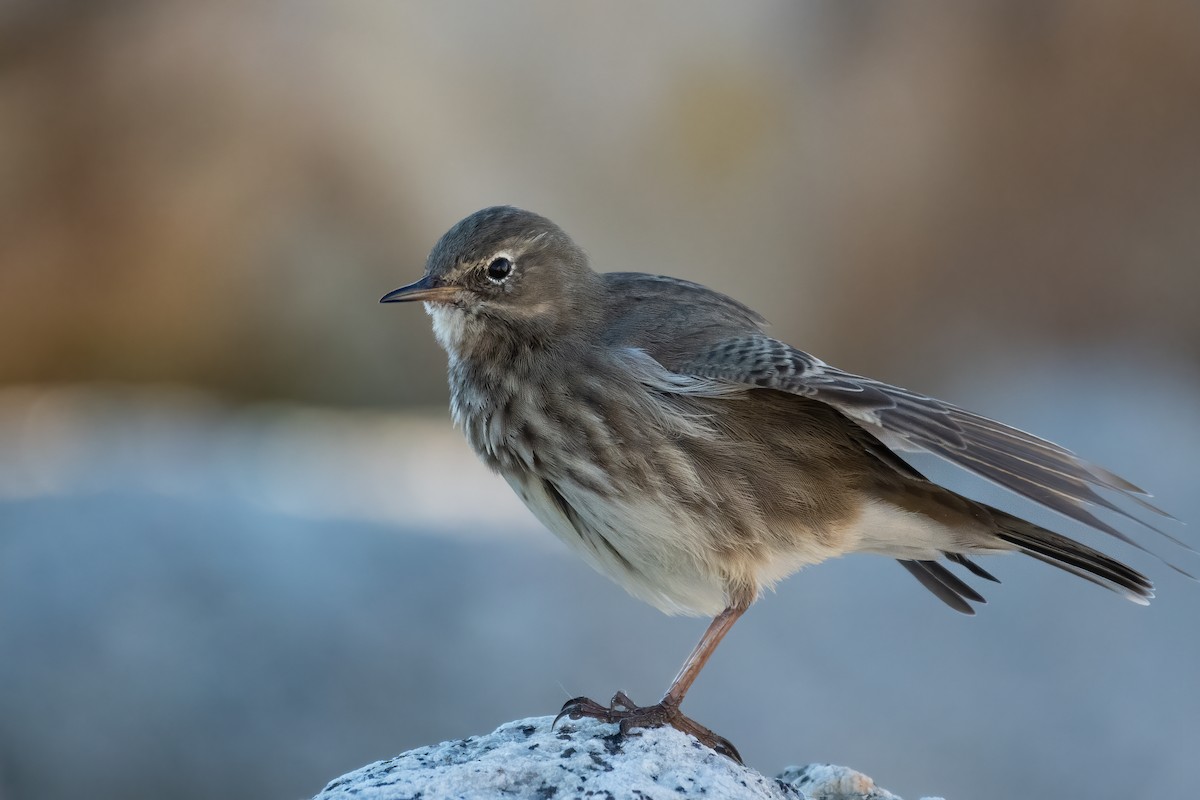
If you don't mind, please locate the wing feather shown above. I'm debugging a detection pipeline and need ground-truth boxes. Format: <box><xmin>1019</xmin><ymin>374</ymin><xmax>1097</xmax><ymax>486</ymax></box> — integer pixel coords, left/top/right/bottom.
<box><xmin>676</xmin><ymin>335</ymin><xmax>1193</xmax><ymax>568</ymax></box>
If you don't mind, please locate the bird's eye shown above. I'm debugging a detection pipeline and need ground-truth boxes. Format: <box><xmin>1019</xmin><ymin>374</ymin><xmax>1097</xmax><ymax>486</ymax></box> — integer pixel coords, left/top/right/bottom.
<box><xmin>486</xmin><ymin>256</ymin><xmax>513</xmax><ymax>282</ymax></box>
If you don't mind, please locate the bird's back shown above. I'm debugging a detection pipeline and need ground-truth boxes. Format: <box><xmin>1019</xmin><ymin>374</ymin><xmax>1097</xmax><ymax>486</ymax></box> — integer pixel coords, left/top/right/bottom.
<box><xmin>599</xmin><ymin>272</ymin><xmax>767</xmax><ymax>367</ymax></box>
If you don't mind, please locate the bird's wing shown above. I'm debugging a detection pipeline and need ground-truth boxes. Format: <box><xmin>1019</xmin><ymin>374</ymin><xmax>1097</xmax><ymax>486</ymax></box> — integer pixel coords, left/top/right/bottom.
<box><xmin>673</xmin><ymin>334</ymin><xmax>1191</xmax><ymax>564</ymax></box>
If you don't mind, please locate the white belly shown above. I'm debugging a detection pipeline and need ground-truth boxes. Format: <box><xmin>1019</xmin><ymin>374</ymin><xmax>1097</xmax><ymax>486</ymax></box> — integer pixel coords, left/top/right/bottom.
<box><xmin>504</xmin><ymin>473</ymin><xmax>734</xmax><ymax>616</ymax></box>
<box><xmin>504</xmin><ymin>472</ymin><xmax>849</xmax><ymax>617</ymax></box>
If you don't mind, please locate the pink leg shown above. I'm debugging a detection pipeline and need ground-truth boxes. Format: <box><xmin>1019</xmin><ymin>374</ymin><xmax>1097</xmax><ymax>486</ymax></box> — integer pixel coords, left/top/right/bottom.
<box><xmin>662</xmin><ymin>604</ymin><xmax>746</xmax><ymax>707</ymax></box>
<box><xmin>555</xmin><ymin>602</ymin><xmax>749</xmax><ymax>762</ymax></box>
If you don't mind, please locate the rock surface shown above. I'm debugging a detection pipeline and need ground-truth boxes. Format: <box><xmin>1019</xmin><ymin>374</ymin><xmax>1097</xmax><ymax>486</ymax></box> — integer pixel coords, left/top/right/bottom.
<box><xmin>314</xmin><ymin>716</ymin><xmax>941</xmax><ymax>800</ymax></box>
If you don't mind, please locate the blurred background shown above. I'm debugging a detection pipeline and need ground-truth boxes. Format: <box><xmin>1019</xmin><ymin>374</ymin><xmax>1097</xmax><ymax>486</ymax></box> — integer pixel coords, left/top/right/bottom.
<box><xmin>2</xmin><ymin>2</ymin><xmax>1199</xmax><ymax>799</ymax></box>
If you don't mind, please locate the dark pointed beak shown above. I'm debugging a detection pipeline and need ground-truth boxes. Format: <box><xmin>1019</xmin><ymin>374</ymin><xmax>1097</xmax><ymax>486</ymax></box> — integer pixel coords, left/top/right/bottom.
<box><xmin>379</xmin><ymin>274</ymin><xmax>458</xmax><ymax>304</ymax></box>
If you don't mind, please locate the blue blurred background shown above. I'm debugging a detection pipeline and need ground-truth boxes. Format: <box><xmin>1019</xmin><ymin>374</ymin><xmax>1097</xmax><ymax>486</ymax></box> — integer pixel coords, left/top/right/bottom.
<box><xmin>1</xmin><ymin>3</ymin><xmax>1199</xmax><ymax>799</ymax></box>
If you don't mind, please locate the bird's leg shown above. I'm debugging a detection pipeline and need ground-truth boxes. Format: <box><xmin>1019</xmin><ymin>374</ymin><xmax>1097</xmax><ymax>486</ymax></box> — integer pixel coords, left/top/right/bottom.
<box><xmin>554</xmin><ymin>603</ymin><xmax>748</xmax><ymax>762</ymax></box>
<box><xmin>660</xmin><ymin>603</ymin><xmax>745</xmax><ymax>709</ymax></box>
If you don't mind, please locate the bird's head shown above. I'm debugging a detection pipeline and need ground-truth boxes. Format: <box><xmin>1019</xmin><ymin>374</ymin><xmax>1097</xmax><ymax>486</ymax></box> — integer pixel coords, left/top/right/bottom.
<box><xmin>382</xmin><ymin>206</ymin><xmax>601</xmax><ymax>357</ymax></box>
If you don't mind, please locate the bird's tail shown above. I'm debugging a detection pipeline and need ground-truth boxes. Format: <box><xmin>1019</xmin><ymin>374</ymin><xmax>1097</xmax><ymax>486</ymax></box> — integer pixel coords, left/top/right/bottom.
<box><xmin>990</xmin><ymin>509</ymin><xmax>1155</xmax><ymax>605</ymax></box>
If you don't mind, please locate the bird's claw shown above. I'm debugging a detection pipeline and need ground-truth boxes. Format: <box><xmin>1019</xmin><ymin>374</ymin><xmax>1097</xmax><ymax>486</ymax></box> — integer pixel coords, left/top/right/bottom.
<box><xmin>553</xmin><ymin>695</ymin><xmax>613</xmax><ymax>729</ymax></box>
<box><xmin>551</xmin><ymin>691</ymin><xmax>743</xmax><ymax>764</ymax></box>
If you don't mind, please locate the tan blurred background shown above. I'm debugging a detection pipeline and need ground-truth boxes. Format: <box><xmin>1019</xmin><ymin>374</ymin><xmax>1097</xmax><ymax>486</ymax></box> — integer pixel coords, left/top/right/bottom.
<box><xmin>2</xmin><ymin>2</ymin><xmax>1199</xmax><ymax>800</ymax></box>
<box><xmin>5</xmin><ymin>1</ymin><xmax>1199</xmax><ymax>401</ymax></box>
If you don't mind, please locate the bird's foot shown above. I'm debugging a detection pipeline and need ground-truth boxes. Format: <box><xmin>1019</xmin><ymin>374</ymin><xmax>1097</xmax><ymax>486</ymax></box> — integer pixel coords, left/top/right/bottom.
<box><xmin>553</xmin><ymin>691</ymin><xmax>742</xmax><ymax>764</ymax></box>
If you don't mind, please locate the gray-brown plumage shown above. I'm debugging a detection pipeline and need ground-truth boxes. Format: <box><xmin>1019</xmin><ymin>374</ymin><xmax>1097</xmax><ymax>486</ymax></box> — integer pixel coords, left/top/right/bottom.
<box><xmin>381</xmin><ymin>206</ymin><xmax>1190</xmax><ymax>761</ymax></box>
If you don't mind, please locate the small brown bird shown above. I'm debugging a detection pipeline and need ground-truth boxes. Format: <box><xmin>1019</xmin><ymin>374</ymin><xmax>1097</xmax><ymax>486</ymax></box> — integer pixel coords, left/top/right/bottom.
<box><xmin>382</xmin><ymin>206</ymin><xmax>1189</xmax><ymax>761</ymax></box>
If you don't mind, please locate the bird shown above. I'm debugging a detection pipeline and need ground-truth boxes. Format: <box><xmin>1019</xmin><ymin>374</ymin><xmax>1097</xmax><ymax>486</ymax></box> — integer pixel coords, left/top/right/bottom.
<box><xmin>380</xmin><ymin>205</ymin><xmax>1191</xmax><ymax>762</ymax></box>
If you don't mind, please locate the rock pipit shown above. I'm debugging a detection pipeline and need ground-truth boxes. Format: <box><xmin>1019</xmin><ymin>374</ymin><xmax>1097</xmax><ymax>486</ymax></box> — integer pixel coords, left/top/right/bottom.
<box><xmin>382</xmin><ymin>206</ymin><xmax>1190</xmax><ymax>762</ymax></box>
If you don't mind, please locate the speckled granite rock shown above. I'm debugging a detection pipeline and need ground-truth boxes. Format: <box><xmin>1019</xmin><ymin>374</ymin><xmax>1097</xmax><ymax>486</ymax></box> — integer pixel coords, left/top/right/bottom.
<box><xmin>314</xmin><ymin>716</ymin><xmax>942</xmax><ymax>800</ymax></box>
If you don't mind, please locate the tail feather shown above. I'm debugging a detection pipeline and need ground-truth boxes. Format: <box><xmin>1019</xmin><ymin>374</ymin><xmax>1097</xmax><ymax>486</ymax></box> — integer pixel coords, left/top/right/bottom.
<box><xmin>945</xmin><ymin>553</ymin><xmax>1001</xmax><ymax>583</ymax></box>
<box><xmin>897</xmin><ymin>506</ymin><xmax>1157</xmax><ymax>612</ymax></box>
<box><xmin>1018</xmin><ymin>549</ymin><xmax>1152</xmax><ymax>606</ymax></box>
<box><xmin>898</xmin><ymin>559</ymin><xmax>986</xmax><ymax>615</ymax></box>
<box><xmin>992</xmin><ymin>515</ymin><xmax>1155</xmax><ymax>605</ymax></box>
